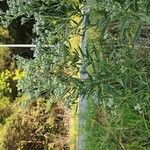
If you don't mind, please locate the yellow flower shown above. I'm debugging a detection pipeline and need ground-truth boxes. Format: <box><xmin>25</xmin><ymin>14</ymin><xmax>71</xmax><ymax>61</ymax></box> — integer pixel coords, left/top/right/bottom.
<box><xmin>12</xmin><ymin>69</ymin><xmax>26</xmax><ymax>80</ymax></box>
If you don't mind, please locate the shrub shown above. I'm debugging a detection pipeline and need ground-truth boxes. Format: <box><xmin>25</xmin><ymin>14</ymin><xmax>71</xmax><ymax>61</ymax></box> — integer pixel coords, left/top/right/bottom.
<box><xmin>0</xmin><ymin>48</ymin><xmax>12</xmax><ymax>71</ymax></box>
<box><xmin>4</xmin><ymin>0</ymin><xmax>82</xmax><ymax>104</ymax></box>
<box><xmin>0</xmin><ymin>98</ymin><xmax>70</xmax><ymax>150</ymax></box>
<box><xmin>0</xmin><ymin>69</ymin><xmax>25</xmax><ymax>99</ymax></box>
<box><xmin>0</xmin><ymin>97</ymin><xmax>11</xmax><ymax>123</ymax></box>
<box><xmin>0</xmin><ymin>26</ymin><xmax>11</xmax><ymax>43</ymax></box>
<box><xmin>0</xmin><ymin>70</ymin><xmax>12</xmax><ymax>97</ymax></box>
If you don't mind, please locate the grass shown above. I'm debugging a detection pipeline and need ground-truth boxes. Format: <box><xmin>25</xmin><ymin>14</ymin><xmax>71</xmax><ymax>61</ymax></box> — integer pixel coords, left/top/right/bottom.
<box><xmin>82</xmin><ymin>44</ymin><xmax>150</xmax><ymax>149</ymax></box>
<box><xmin>77</xmin><ymin>5</ymin><xmax>150</xmax><ymax>147</ymax></box>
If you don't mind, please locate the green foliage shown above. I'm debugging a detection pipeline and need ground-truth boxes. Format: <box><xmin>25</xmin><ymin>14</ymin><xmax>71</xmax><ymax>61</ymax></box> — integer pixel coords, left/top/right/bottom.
<box><xmin>0</xmin><ymin>0</ymin><xmax>82</xmax><ymax>105</ymax></box>
<box><xmin>0</xmin><ymin>0</ymin><xmax>149</xmax><ymax>149</ymax></box>
<box><xmin>82</xmin><ymin>45</ymin><xmax>150</xmax><ymax>148</ymax></box>
<box><xmin>79</xmin><ymin>0</ymin><xmax>150</xmax><ymax>149</ymax></box>
<box><xmin>89</xmin><ymin>0</ymin><xmax>150</xmax><ymax>47</ymax></box>
<box><xmin>0</xmin><ymin>1</ymin><xmax>81</xmax><ymax>149</ymax></box>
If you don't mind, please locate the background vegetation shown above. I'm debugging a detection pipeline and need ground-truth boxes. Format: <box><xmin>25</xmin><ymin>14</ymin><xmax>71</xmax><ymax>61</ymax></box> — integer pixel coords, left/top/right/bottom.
<box><xmin>0</xmin><ymin>0</ymin><xmax>149</xmax><ymax>150</ymax></box>
<box><xmin>0</xmin><ymin>0</ymin><xmax>81</xmax><ymax>149</ymax></box>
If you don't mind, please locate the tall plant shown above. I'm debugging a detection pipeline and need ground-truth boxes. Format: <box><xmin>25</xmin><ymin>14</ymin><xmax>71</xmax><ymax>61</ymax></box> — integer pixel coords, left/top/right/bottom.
<box><xmin>79</xmin><ymin>0</ymin><xmax>150</xmax><ymax>149</ymax></box>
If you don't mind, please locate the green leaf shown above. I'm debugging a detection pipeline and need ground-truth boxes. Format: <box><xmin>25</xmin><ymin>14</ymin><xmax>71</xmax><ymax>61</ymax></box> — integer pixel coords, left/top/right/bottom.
<box><xmin>119</xmin><ymin>15</ymin><xmax>129</xmax><ymax>45</ymax></box>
